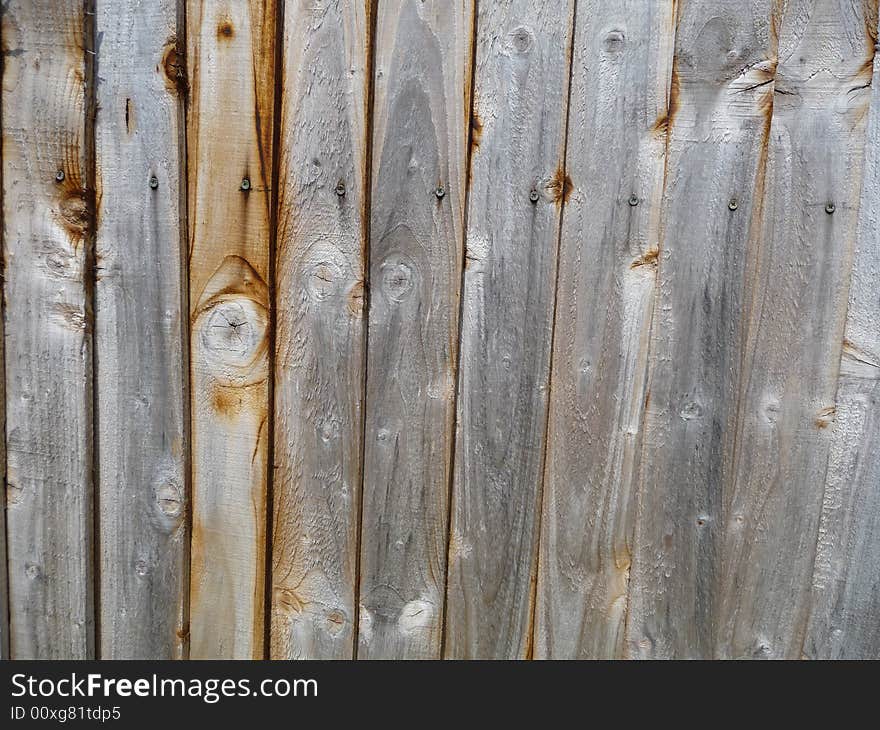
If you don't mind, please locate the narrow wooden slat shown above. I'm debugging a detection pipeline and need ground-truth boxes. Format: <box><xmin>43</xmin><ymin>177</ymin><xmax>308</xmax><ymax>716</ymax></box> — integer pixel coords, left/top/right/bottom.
<box><xmin>358</xmin><ymin>0</ymin><xmax>473</xmax><ymax>659</ymax></box>
<box><xmin>534</xmin><ymin>0</ymin><xmax>675</xmax><ymax>659</ymax></box>
<box><xmin>718</xmin><ymin>0</ymin><xmax>877</xmax><ymax>659</ymax></box>
<box><xmin>443</xmin><ymin>0</ymin><xmax>575</xmax><ymax>660</ymax></box>
<box><xmin>94</xmin><ymin>0</ymin><xmax>189</xmax><ymax>658</ymax></box>
<box><xmin>2</xmin><ymin>0</ymin><xmax>95</xmax><ymax>658</ymax></box>
<box><xmin>804</xmin><ymin>15</ymin><xmax>880</xmax><ymax>660</ymax></box>
<box><xmin>270</xmin><ymin>0</ymin><xmax>369</xmax><ymax>660</ymax></box>
<box><xmin>187</xmin><ymin>0</ymin><xmax>277</xmax><ymax>659</ymax></box>
<box><xmin>0</xmin><ymin>0</ymin><xmax>7</xmax><ymax>662</ymax></box>
<box><xmin>626</xmin><ymin>0</ymin><xmax>779</xmax><ymax>659</ymax></box>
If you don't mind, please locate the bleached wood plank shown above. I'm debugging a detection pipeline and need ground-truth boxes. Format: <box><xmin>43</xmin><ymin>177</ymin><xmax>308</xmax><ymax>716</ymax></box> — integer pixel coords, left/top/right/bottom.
<box><xmin>534</xmin><ymin>0</ymin><xmax>674</xmax><ymax>660</ymax></box>
<box><xmin>2</xmin><ymin>0</ymin><xmax>95</xmax><ymax>658</ymax></box>
<box><xmin>761</xmin><ymin>1</ymin><xmax>879</xmax><ymax>661</ymax></box>
<box><xmin>0</xmin><ymin>1</ymin><xmax>7</xmax><ymax>662</ymax></box>
<box><xmin>358</xmin><ymin>0</ymin><xmax>473</xmax><ymax>659</ymax></box>
<box><xmin>94</xmin><ymin>0</ymin><xmax>189</xmax><ymax>660</ymax></box>
<box><xmin>270</xmin><ymin>0</ymin><xmax>369</xmax><ymax>660</ymax></box>
<box><xmin>804</xmin><ymin>15</ymin><xmax>880</xmax><ymax>660</ymax></box>
<box><xmin>443</xmin><ymin>0</ymin><xmax>575</xmax><ymax>660</ymax></box>
<box><xmin>626</xmin><ymin>0</ymin><xmax>780</xmax><ymax>659</ymax></box>
<box><xmin>187</xmin><ymin>0</ymin><xmax>277</xmax><ymax>659</ymax></box>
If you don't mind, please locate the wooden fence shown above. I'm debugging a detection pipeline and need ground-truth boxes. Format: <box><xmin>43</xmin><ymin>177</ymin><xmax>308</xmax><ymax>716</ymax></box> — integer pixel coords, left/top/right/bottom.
<box><xmin>1</xmin><ymin>0</ymin><xmax>878</xmax><ymax>660</ymax></box>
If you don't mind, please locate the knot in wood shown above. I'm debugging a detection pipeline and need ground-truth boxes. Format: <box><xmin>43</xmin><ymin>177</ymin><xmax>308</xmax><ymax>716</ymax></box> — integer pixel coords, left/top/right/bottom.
<box><xmin>198</xmin><ymin>297</ymin><xmax>267</xmax><ymax>372</ymax></box>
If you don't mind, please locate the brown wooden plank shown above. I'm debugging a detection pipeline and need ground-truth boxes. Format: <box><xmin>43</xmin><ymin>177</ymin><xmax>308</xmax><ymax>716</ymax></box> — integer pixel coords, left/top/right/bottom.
<box><xmin>187</xmin><ymin>0</ymin><xmax>277</xmax><ymax>659</ymax></box>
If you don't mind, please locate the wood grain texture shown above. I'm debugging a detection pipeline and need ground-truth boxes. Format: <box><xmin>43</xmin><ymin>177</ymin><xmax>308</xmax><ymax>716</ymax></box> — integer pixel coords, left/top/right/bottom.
<box><xmin>534</xmin><ymin>0</ymin><xmax>675</xmax><ymax>660</ymax></box>
<box><xmin>443</xmin><ymin>0</ymin><xmax>575</xmax><ymax>660</ymax></box>
<box><xmin>0</xmin><ymin>0</ymin><xmax>6</xmax><ymax>661</ymax></box>
<box><xmin>804</xmin><ymin>73</ymin><xmax>880</xmax><ymax>657</ymax></box>
<box><xmin>758</xmin><ymin>1</ymin><xmax>880</xmax><ymax>661</ymax></box>
<box><xmin>2</xmin><ymin>0</ymin><xmax>95</xmax><ymax>659</ymax></box>
<box><xmin>626</xmin><ymin>0</ymin><xmax>780</xmax><ymax>659</ymax></box>
<box><xmin>94</xmin><ymin>0</ymin><xmax>189</xmax><ymax>659</ymax></box>
<box><xmin>358</xmin><ymin>0</ymin><xmax>473</xmax><ymax>659</ymax></box>
<box><xmin>187</xmin><ymin>0</ymin><xmax>276</xmax><ymax>659</ymax></box>
<box><xmin>712</xmin><ymin>0</ymin><xmax>876</xmax><ymax>659</ymax></box>
<box><xmin>270</xmin><ymin>0</ymin><xmax>369</xmax><ymax>660</ymax></box>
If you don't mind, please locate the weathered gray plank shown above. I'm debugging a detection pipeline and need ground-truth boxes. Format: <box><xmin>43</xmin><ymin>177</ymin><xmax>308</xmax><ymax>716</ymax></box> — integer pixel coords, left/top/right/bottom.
<box><xmin>0</xmin><ymin>2</ymin><xmax>7</xmax><ymax>662</ymax></box>
<box><xmin>271</xmin><ymin>0</ymin><xmax>369</xmax><ymax>660</ymax></box>
<box><xmin>534</xmin><ymin>0</ymin><xmax>675</xmax><ymax>660</ymax></box>
<box><xmin>94</xmin><ymin>0</ymin><xmax>189</xmax><ymax>660</ymax></box>
<box><xmin>2</xmin><ymin>0</ymin><xmax>95</xmax><ymax>658</ymax></box>
<box><xmin>802</xmin><ymin>5</ymin><xmax>880</xmax><ymax>662</ymax></box>
<box><xmin>626</xmin><ymin>0</ymin><xmax>780</xmax><ymax>659</ymax></box>
<box><xmin>187</xmin><ymin>0</ymin><xmax>277</xmax><ymax>659</ymax></box>
<box><xmin>358</xmin><ymin>0</ymin><xmax>473</xmax><ymax>659</ymax></box>
<box><xmin>713</xmin><ymin>0</ymin><xmax>876</xmax><ymax>659</ymax></box>
<box><xmin>443</xmin><ymin>0</ymin><xmax>575</xmax><ymax>660</ymax></box>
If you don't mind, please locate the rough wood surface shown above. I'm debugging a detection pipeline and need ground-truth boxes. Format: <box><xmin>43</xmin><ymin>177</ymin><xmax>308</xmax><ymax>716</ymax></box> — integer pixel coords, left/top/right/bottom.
<box><xmin>804</xmin><ymin>61</ymin><xmax>880</xmax><ymax>655</ymax></box>
<box><xmin>0</xmin><ymin>0</ymin><xmax>6</xmax><ymax>662</ymax></box>
<box><xmin>94</xmin><ymin>0</ymin><xmax>189</xmax><ymax>659</ymax></box>
<box><xmin>534</xmin><ymin>0</ymin><xmax>675</xmax><ymax>660</ymax></box>
<box><xmin>270</xmin><ymin>0</ymin><xmax>369</xmax><ymax>660</ymax></box>
<box><xmin>187</xmin><ymin>0</ymin><xmax>276</xmax><ymax>659</ymax></box>
<box><xmin>358</xmin><ymin>0</ymin><xmax>473</xmax><ymax>659</ymax></box>
<box><xmin>626</xmin><ymin>0</ymin><xmax>780</xmax><ymax>659</ymax></box>
<box><xmin>714</xmin><ymin>0</ymin><xmax>876</xmax><ymax>659</ymax></box>
<box><xmin>2</xmin><ymin>0</ymin><xmax>95</xmax><ymax>659</ymax></box>
<box><xmin>443</xmin><ymin>0</ymin><xmax>575</xmax><ymax>660</ymax></box>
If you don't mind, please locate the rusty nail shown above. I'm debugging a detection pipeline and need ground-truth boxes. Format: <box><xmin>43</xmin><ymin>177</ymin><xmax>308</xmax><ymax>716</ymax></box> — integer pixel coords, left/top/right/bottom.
<box><xmin>825</xmin><ymin>202</ymin><xmax>835</xmax><ymax>215</ymax></box>
<box><xmin>728</xmin><ymin>199</ymin><xmax>738</xmax><ymax>211</ymax></box>
<box><xmin>435</xmin><ymin>186</ymin><xmax>445</xmax><ymax>199</ymax></box>
<box><xmin>530</xmin><ymin>189</ymin><xmax>540</xmax><ymax>203</ymax></box>
<box><xmin>240</xmin><ymin>178</ymin><xmax>251</xmax><ymax>192</ymax></box>
<box><xmin>335</xmin><ymin>182</ymin><xmax>346</xmax><ymax>196</ymax></box>
<box><xmin>55</xmin><ymin>170</ymin><xmax>65</xmax><ymax>183</ymax></box>
<box><xmin>628</xmin><ymin>194</ymin><xmax>639</xmax><ymax>207</ymax></box>
<box><xmin>149</xmin><ymin>175</ymin><xmax>159</xmax><ymax>190</ymax></box>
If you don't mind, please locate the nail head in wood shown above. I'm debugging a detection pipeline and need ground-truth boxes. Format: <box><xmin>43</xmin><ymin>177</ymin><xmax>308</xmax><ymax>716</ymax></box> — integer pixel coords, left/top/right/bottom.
<box><xmin>55</xmin><ymin>170</ymin><xmax>65</xmax><ymax>183</ymax></box>
<box><xmin>435</xmin><ymin>185</ymin><xmax>445</xmax><ymax>199</ymax></box>
<box><xmin>240</xmin><ymin>177</ymin><xmax>251</xmax><ymax>192</ymax></box>
<box><xmin>335</xmin><ymin>182</ymin><xmax>346</xmax><ymax>196</ymax></box>
<box><xmin>628</xmin><ymin>194</ymin><xmax>639</xmax><ymax>206</ymax></box>
<box><xmin>530</xmin><ymin>189</ymin><xmax>540</xmax><ymax>203</ymax></box>
<box><xmin>728</xmin><ymin>199</ymin><xmax>738</xmax><ymax>211</ymax></box>
<box><xmin>149</xmin><ymin>175</ymin><xmax>159</xmax><ymax>190</ymax></box>
<box><xmin>825</xmin><ymin>202</ymin><xmax>835</xmax><ymax>214</ymax></box>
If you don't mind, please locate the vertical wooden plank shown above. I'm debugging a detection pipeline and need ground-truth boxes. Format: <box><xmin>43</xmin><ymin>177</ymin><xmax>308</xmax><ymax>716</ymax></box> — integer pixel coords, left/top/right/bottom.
<box><xmin>0</xmin><ymin>0</ymin><xmax>7</xmax><ymax>662</ymax></box>
<box><xmin>187</xmin><ymin>0</ymin><xmax>276</xmax><ymax>659</ymax></box>
<box><xmin>626</xmin><ymin>0</ymin><xmax>779</xmax><ymax>659</ymax></box>
<box><xmin>717</xmin><ymin>0</ymin><xmax>877</xmax><ymax>659</ymax></box>
<box><xmin>2</xmin><ymin>0</ymin><xmax>94</xmax><ymax>658</ymax></box>
<box><xmin>534</xmin><ymin>0</ymin><xmax>675</xmax><ymax>659</ymax></box>
<box><xmin>358</xmin><ymin>0</ymin><xmax>473</xmax><ymax>659</ymax></box>
<box><xmin>804</xmin><ymin>15</ymin><xmax>880</xmax><ymax>659</ymax></box>
<box><xmin>442</xmin><ymin>0</ymin><xmax>575</xmax><ymax>660</ymax></box>
<box><xmin>94</xmin><ymin>0</ymin><xmax>189</xmax><ymax>658</ymax></box>
<box><xmin>270</xmin><ymin>0</ymin><xmax>369</xmax><ymax>660</ymax></box>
